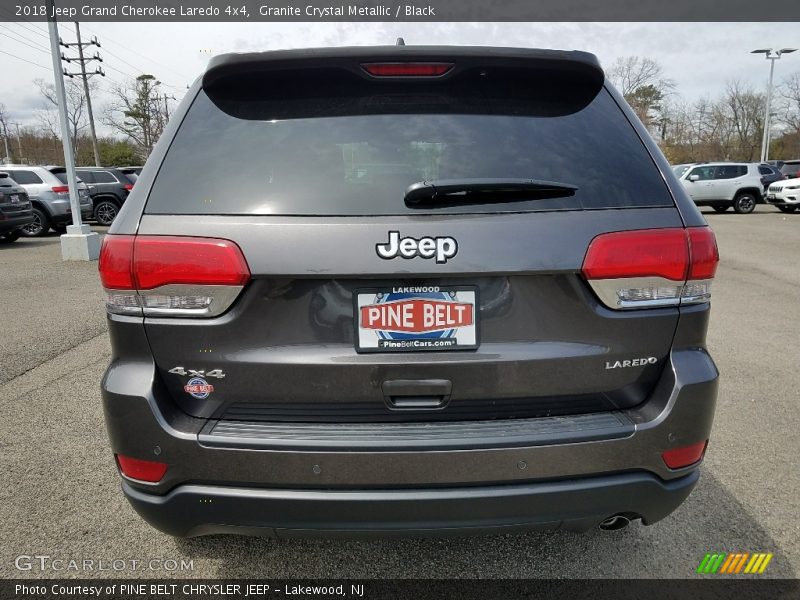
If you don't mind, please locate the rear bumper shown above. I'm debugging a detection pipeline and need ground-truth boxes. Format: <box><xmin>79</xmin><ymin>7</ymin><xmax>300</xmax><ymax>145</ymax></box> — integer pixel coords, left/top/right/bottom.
<box><xmin>48</xmin><ymin>199</ymin><xmax>93</xmax><ymax>223</ymax></box>
<box><xmin>102</xmin><ymin>316</ymin><xmax>718</xmax><ymax>537</ymax></box>
<box><xmin>0</xmin><ymin>212</ymin><xmax>34</xmax><ymax>233</ymax></box>
<box><xmin>123</xmin><ymin>470</ymin><xmax>699</xmax><ymax>538</ymax></box>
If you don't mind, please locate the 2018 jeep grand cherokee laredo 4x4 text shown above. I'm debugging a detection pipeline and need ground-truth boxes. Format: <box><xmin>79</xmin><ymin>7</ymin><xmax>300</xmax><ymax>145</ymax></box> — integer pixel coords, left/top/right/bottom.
<box><xmin>99</xmin><ymin>46</ymin><xmax>719</xmax><ymax>538</ymax></box>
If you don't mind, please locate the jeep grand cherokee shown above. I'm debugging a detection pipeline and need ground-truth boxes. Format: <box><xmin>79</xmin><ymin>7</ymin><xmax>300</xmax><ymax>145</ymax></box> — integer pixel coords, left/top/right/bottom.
<box><xmin>99</xmin><ymin>46</ymin><xmax>719</xmax><ymax>537</ymax></box>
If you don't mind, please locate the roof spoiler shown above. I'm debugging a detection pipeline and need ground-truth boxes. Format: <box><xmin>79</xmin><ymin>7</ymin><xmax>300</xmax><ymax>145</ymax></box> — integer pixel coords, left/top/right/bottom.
<box><xmin>202</xmin><ymin>45</ymin><xmax>605</xmax><ymax>90</ymax></box>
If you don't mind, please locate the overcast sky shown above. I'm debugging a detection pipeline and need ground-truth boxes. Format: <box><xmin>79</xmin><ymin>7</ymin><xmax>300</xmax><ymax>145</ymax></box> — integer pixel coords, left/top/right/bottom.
<box><xmin>1</xmin><ymin>22</ymin><xmax>799</xmax><ymax>136</ymax></box>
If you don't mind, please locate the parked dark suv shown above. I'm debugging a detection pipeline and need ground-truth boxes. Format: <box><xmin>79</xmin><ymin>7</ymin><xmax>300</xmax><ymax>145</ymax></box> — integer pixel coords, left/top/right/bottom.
<box><xmin>76</xmin><ymin>167</ymin><xmax>134</xmax><ymax>226</ymax></box>
<box><xmin>99</xmin><ymin>46</ymin><xmax>720</xmax><ymax>538</ymax></box>
<box><xmin>0</xmin><ymin>172</ymin><xmax>34</xmax><ymax>243</ymax></box>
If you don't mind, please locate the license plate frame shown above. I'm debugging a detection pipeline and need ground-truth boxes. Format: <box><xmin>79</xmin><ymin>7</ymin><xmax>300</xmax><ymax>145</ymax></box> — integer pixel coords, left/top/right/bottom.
<box><xmin>353</xmin><ymin>285</ymin><xmax>480</xmax><ymax>353</ymax></box>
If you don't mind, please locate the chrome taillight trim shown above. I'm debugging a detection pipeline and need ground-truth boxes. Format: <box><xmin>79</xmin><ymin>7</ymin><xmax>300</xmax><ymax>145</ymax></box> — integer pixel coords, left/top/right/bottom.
<box><xmin>104</xmin><ymin>284</ymin><xmax>244</xmax><ymax>318</ymax></box>
<box><xmin>587</xmin><ymin>276</ymin><xmax>713</xmax><ymax>310</ymax></box>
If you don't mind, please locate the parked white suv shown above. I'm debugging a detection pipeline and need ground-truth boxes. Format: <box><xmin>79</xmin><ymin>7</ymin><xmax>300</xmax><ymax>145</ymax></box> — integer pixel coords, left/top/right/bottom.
<box><xmin>675</xmin><ymin>162</ymin><xmax>764</xmax><ymax>214</ymax></box>
<box><xmin>766</xmin><ymin>177</ymin><xmax>800</xmax><ymax>213</ymax></box>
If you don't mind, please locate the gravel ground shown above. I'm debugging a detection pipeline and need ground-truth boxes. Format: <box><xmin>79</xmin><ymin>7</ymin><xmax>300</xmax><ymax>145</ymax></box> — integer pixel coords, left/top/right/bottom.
<box><xmin>0</xmin><ymin>209</ymin><xmax>798</xmax><ymax>579</ymax></box>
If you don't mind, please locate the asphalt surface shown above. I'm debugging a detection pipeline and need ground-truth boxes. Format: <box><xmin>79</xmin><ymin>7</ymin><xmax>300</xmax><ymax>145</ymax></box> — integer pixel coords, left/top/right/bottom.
<box><xmin>0</xmin><ymin>208</ymin><xmax>798</xmax><ymax>579</ymax></box>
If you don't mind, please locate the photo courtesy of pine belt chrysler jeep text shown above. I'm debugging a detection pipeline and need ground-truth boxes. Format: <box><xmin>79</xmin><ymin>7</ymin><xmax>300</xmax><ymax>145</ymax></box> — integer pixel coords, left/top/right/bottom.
<box><xmin>98</xmin><ymin>46</ymin><xmax>720</xmax><ymax>537</ymax></box>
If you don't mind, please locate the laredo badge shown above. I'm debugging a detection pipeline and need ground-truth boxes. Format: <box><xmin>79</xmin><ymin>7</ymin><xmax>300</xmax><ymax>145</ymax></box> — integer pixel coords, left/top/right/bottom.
<box><xmin>184</xmin><ymin>377</ymin><xmax>215</xmax><ymax>399</ymax></box>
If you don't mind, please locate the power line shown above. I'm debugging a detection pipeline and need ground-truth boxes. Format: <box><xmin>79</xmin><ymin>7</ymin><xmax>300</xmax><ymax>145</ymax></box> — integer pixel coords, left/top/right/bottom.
<box><xmin>60</xmin><ymin>22</ymin><xmax>104</xmax><ymax>166</ymax></box>
<box><xmin>79</xmin><ymin>23</ymin><xmax>188</xmax><ymax>83</ymax></box>
<box><xmin>0</xmin><ymin>24</ymin><xmax>52</xmax><ymax>55</ymax></box>
<box><xmin>0</xmin><ymin>48</ymin><xmax>50</xmax><ymax>71</ymax></box>
<box><xmin>100</xmin><ymin>46</ymin><xmax>148</xmax><ymax>76</ymax></box>
<box><xmin>4</xmin><ymin>18</ymin><xmax>50</xmax><ymax>40</ymax></box>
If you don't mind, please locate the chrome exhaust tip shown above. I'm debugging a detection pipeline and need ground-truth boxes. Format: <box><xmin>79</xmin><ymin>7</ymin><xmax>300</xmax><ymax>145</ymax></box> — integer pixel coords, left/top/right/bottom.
<box><xmin>598</xmin><ymin>515</ymin><xmax>631</xmax><ymax>531</ymax></box>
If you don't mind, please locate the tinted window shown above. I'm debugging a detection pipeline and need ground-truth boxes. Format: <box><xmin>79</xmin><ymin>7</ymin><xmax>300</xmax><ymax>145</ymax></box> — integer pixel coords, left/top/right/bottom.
<box><xmin>76</xmin><ymin>171</ymin><xmax>95</xmax><ymax>183</ymax></box>
<box><xmin>52</xmin><ymin>170</ymin><xmax>85</xmax><ymax>184</ymax></box>
<box><xmin>92</xmin><ymin>171</ymin><xmax>117</xmax><ymax>183</ymax></box>
<box><xmin>688</xmin><ymin>166</ymin><xmax>714</xmax><ymax>181</ymax></box>
<box><xmin>146</xmin><ymin>88</ymin><xmax>673</xmax><ymax>215</ymax></box>
<box><xmin>758</xmin><ymin>166</ymin><xmax>772</xmax><ymax>175</ymax></box>
<box><xmin>713</xmin><ymin>165</ymin><xmax>746</xmax><ymax>179</ymax></box>
<box><xmin>781</xmin><ymin>162</ymin><xmax>800</xmax><ymax>176</ymax></box>
<box><xmin>673</xmin><ymin>165</ymin><xmax>691</xmax><ymax>178</ymax></box>
<box><xmin>9</xmin><ymin>170</ymin><xmax>43</xmax><ymax>185</ymax></box>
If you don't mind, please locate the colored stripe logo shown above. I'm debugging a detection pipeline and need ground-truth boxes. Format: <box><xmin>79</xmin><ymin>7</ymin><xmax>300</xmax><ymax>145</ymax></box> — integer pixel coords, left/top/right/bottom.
<box><xmin>697</xmin><ymin>552</ymin><xmax>773</xmax><ymax>574</ymax></box>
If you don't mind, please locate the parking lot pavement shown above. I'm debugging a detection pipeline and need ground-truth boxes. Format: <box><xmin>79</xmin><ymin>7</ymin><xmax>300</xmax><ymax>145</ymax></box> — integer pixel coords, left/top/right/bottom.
<box><xmin>0</xmin><ymin>227</ymin><xmax>110</xmax><ymax>385</ymax></box>
<box><xmin>0</xmin><ymin>208</ymin><xmax>798</xmax><ymax>579</ymax></box>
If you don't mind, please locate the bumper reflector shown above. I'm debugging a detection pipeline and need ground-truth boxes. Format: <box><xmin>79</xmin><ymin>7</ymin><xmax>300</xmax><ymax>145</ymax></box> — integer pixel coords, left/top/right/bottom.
<box><xmin>662</xmin><ymin>440</ymin><xmax>708</xmax><ymax>469</ymax></box>
<box><xmin>116</xmin><ymin>454</ymin><xmax>168</xmax><ymax>483</ymax></box>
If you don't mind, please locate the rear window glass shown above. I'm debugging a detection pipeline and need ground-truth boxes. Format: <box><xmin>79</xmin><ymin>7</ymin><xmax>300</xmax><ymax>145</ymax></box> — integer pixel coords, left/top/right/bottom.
<box><xmin>147</xmin><ymin>85</ymin><xmax>673</xmax><ymax>216</ymax></box>
<box><xmin>8</xmin><ymin>170</ymin><xmax>42</xmax><ymax>185</ymax></box>
<box><xmin>92</xmin><ymin>171</ymin><xmax>117</xmax><ymax>183</ymax></box>
<box><xmin>53</xmin><ymin>170</ymin><xmax>85</xmax><ymax>184</ymax></box>
<box><xmin>781</xmin><ymin>162</ymin><xmax>800</xmax><ymax>175</ymax></box>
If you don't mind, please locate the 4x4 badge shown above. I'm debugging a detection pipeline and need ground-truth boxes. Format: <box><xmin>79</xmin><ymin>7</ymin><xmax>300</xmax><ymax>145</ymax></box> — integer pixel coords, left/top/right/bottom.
<box><xmin>168</xmin><ymin>366</ymin><xmax>226</xmax><ymax>379</ymax></box>
<box><xmin>376</xmin><ymin>231</ymin><xmax>458</xmax><ymax>264</ymax></box>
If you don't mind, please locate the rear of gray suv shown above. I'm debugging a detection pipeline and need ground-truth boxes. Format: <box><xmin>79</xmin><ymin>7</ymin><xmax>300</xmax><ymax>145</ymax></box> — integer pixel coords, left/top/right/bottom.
<box><xmin>2</xmin><ymin>165</ymin><xmax>92</xmax><ymax>236</ymax></box>
<box><xmin>99</xmin><ymin>46</ymin><xmax>719</xmax><ymax>537</ymax></box>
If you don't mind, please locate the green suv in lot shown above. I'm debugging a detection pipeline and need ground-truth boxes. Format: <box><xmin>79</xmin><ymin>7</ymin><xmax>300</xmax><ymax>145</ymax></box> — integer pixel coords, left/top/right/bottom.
<box><xmin>99</xmin><ymin>45</ymin><xmax>720</xmax><ymax>538</ymax></box>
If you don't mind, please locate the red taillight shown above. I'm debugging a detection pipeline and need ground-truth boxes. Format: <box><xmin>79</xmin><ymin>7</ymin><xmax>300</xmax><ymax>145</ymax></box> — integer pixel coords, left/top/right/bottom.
<box><xmin>116</xmin><ymin>454</ymin><xmax>168</xmax><ymax>483</ymax></box>
<box><xmin>123</xmin><ymin>183</ymin><xmax>133</xmax><ymax>191</ymax></box>
<box><xmin>99</xmin><ymin>235</ymin><xmax>249</xmax><ymax>290</ymax></box>
<box><xmin>361</xmin><ymin>62</ymin><xmax>454</xmax><ymax>77</ymax></box>
<box><xmin>134</xmin><ymin>236</ymin><xmax>250</xmax><ymax>289</ymax></box>
<box><xmin>99</xmin><ymin>235</ymin><xmax>251</xmax><ymax>317</ymax></box>
<box><xmin>662</xmin><ymin>440</ymin><xmax>708</xmax><ymax>469</ymax></box>
<box><xmin>582</xmin><ymin>227</ymin><xmax>718</xmax><ymax>310</ymax></box>
<box><xmin>583</xmin><ymin>228</ymin><xmax>689</xmax><ymax>282</ymax></box>
<box><xmin>687</xmin><ymin>227</ymin><xmax>719</xmax><ymax>280</ymax></box>
<box><xmin>99</xmin><ymin>235</ymin><xmax>135</xmax><ymax>289</ymax></box>
<box><xmin>51</xmin><ymin>185</ymin><xmax>69</xmax><ymax>193</ymax></box>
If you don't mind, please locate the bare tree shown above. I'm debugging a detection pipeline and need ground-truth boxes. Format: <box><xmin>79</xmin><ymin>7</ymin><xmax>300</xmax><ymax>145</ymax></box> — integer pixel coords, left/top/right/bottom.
<box><xmin>717</xmin><ymin>81</ymin><xmax>765</xmax><ymax>161</ymax></box>
<box><xmin>775</xmin><ymin>72</ymin><xmax>800</xmax><ymax>157</ymax></box>
<box><xmin>35</xmin><ymin>77</ymin><xmax>93</xmax><ymax>158</ymax></box>
<box><xmin>779</xmin><ymin>71</ymin><xmax>800</xmax><ymax>135</ymax></box>
<box><xmin>608</xmin><ymin>56</ymin><xmax>675</xmax><ymax>130</ymax></box>
<box><xmin>104</xmin><ymin>74</ymin><xmax>168</xmax><ymax>159</ymax></box>
<box><xmin>0</xmin><ymin>103</ymin><xmax>11</xmax><ymax>161</ymax></box>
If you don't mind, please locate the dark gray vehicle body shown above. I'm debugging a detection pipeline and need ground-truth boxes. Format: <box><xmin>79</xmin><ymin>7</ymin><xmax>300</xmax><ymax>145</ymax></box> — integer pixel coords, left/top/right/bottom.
<box><xmin>0</xmin><ymin>172</ymin><xmax>34</xmax><ymax>238</ymax></box>
<box><xmin>76</xmin><ymin>167</ymin><xmax>133</xmax><ymax>226</ymax></box>
<box><xmin>102</xmin><ymin>46</ymin><xmax>717</xmax><ymax>537</ymax></box>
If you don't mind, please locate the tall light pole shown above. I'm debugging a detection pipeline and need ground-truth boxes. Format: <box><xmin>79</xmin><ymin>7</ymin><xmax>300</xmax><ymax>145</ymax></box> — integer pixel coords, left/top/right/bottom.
<box><xmin>47</xmin><ymin>0</ymin><xmax>100</xmax><ymax>261</ymax></box>
<box><xmin>752</xmin><ymin>48</ymin><xmax>797</xmax><ymax>163</ymax></box>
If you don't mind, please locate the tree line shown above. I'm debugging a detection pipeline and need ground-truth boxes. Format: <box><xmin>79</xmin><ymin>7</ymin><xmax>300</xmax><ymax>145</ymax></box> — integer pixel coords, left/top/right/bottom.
<box><xmin>0</xmin><ymin>73</ymin><xmax>173</xmax><ymax>167</ymax></box>
<box><xmin>2</xmin><ymin>57</ymin><xmax>800</xmax><ymax>167</ymax></box>
<box><xmin>608</xmin><ymin>56</ymin><xmax>800</xmax><ymax>163</ymax></box>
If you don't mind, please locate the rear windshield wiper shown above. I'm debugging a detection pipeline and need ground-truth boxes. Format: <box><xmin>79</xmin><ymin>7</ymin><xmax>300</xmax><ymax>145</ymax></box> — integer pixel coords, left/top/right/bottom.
<box><xmin>404</xmin><ymin>178</ymin><xmax>578</xmax><ymax>208</ymax></box>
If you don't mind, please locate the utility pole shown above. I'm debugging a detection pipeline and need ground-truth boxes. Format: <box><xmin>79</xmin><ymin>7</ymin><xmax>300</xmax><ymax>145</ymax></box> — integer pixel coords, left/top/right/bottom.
<box><xmin>47</xmin><ymin>1</ymin><xmax>100</xmax><ymax>261</ymax></box>
<box><xmin>162</xmin><ymin>93</ymin><xmax>177</xmax><ymax>122</ymax></box>
<box><xmin>13</xmin><ymin>122</ymin><xmax>23</xmax><ymax>158</ymax></box>
<box><xmin>1</xmin><ymin>132</ymin><xmax>9</xmax><ymax>163</ymax></box>
<box><xmin>60</xmin><ymin>22</ymin><xmax>104</xmax><ymax>166</ymax></box>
